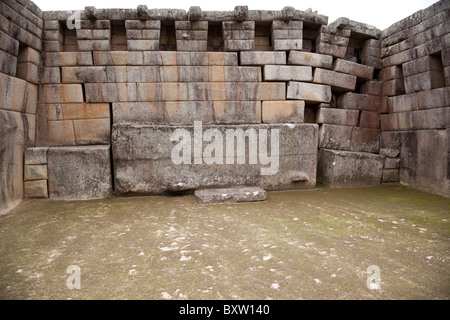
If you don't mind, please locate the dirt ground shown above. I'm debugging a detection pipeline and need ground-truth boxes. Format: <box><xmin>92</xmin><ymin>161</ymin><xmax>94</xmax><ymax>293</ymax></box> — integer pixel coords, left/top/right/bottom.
<box><xmin>0</xmin><ymin>184</ymin><xmax>449</xmax><ymax>300</ymax></box>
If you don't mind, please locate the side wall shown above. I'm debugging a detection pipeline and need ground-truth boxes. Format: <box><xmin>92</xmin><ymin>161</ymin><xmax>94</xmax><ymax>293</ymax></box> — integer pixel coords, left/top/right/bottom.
<box><xmin>380</xmin><ymin>0</ymin><xmax>450</xmax><ymax>197</ymax></box>
<box><xmin>0</xmin><ymin>0</ymin><xmax>42</xmax><ymax>213</ymax></box>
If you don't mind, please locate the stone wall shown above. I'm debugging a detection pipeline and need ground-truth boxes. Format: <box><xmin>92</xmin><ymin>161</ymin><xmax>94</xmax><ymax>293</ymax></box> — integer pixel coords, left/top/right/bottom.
<box><xmin>0</xmin><ymin>0</ymin><xmax>42</xmax><ymax>213</ymax></box>
<box><xmin>0</xmin><ymin>1</ymin><xmax>449</xmax><ymax>213</ymax></box>
<box><xmin>380</xmin><ymin>0</ymin><xmax>450</xmax><ymax>197</ymax></box>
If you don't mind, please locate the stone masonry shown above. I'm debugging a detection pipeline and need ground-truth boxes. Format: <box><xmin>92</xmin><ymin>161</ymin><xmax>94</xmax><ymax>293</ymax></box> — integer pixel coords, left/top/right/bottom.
<box><xmin>0</xmin><ymin>1</ymin><xmax>449</xmax><ymax>213</ymax></box>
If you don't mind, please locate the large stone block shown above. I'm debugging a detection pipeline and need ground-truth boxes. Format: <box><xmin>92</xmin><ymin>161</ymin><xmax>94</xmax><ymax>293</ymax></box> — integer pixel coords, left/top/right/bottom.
<box><xmin>337</xmin><ymin>93</ymin><xmax>380</xmax><ymax>112</ymax></box>
<box><xmin>42</xmin><ymin>84</ymin><xmax>84</xmax><ymax>104</ymax></box>
<box><xmin>24</xmin><ymin>180</ymin><xmax>48</xmax><ymax>199</ymax></box>
<box><xmin>316</xmin><ymin>108</ymin><xmax>359</xmax><ymax>126</ymax></box>
<box><xmin>25</xmin><ymin>147</ymin><xmax>48</xmax><ymax>165</ymax></box>
<box><xmin>313</xmin><ymin>68</ymin><xmax>357</xmax><ymax>92</ymax></box>
<box><xmin>112</xmin><ymin>123</ymin><xmax>318</xmax><ymax>194</ymax></box>
<box><xmin>317</xmin><ymin>149</ymin><xmax>383</xmax><ymax>188</ymax></box>
<box><xmin>210</xmin><ymin>66</ymin><xmax>262</xmax><ymax>82</ymax></box>
<box><xmin>240</xmin><ymin>51</ymin><xmax>286</xmax><ymax>65</ymax></box>
<box><xmin>402</xmin><ymin>55</ymin><xmax>444</xmax><ymax>77</ymax></box>
<box><xmin>213</xmin><ymin>101</ymin><xmax>261</xmax><ymax>124</ymax></box>
<box><xmin>264</xmin><ymin>65</ymin><xmax>312</xmax><ymax>82</ymax></box>
<box><xmin>333</xmin><ymin>59</ymin><xmax>374</xmax><ymax>80</ymax></box>
<box><xmin>47</xmin><ymin>145</ymin><xmax>112</xmax><ymax>200</ymax></box>
<box><xmin>319</xmin><ymin>124</ymin><xmax>352</xmax><ymax>151</ymax></box>
<box><xmin>262</xmin><ymin>101</ymin><xmax>304</xmax><ymax>124</ymax></box>
<box><xmin>287</xmin><ymin>81</ymin><xmax>332</xmax><ymax>103</ymax></box>
<box><xmin>404</xmin><ymin>71</ymin><xmax>445</xmax><ymax>94</ymax></box>
<box><xmin>61</xmin><ymin>66</ymin><xmax>107</xmax><ymax>83</ymax></box>
<box><xmin>85</xmin><ymin>83</ymin><xmax>138</xmax><ymax>102</ymax></box>
<box><xmin>288</xmin><ymin>51</ymin><xmax>333</xmax><ymax>69</ymax></box>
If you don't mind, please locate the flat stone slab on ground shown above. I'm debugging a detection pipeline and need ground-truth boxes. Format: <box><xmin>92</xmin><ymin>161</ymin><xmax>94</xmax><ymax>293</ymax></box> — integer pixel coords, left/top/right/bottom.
<box><xmin>194</xmin><ymin>187</ymin><xmax>267</xmax><ymax>204</ymax></box>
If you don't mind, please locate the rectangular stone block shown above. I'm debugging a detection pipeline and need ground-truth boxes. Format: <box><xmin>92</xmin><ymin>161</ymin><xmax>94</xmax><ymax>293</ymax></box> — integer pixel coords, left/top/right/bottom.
<box><xmin>106</xmin><ymin>66</ymin><xmax>161</xmax><ymax>83</ymax></box>
<box><xmin>176</xmin><ymin>40</ymin><xmax>207</xmax><ymax>52</ymax></box>
<box><xmin>337</xmin><ymin>93</ymin><xmax>381</xmax><ymax>112</ymax></box>
<box><xmin>127</xmin><ymin>40</ymin><xmax>159</xmax><ymax>51</ymax></box>
<box><xmin>211</xmin><ymin>66</ymin><xmax>262</xmax><ymax>82</ymax></box>
<box><xmin>381</xmin><ymin>79</ymin><xmax>405</xmax><ymax>97</ymax></box>
<box><xmin>112</xmin><ymin>123</ymin><xmax>318</xmax><ymax>193</ymax></box>
<box><xmin>42</xmin><ymin>67</ymin><xmax>61</xmax><ymax>84</ymax></box>
<box><xmin>359</xmin><ymin>111</ymin><xmax>380</xmax><ymax>129</ymax></box>
<box><xmin>224</xmin><ymin>39</ymin><xmax>254</xmax><ymax>51</ymax></box>
<box><xmin>379</xmin><ymin>65</ymin><xmax>403</xmax><ymax>81</ymax></box>
<box><xmin>273</xmin><ymin>39</ymin><xmax>302</xmax><ymax>51</ymax></box>
<box><xmin>388</xmin><ymin>93</ymin><xmax>418</xmax><ymax>113</ymax></box>
<box><xmin>42</xmin><ymin>84</ymin><xmax>84</xmax><ymax>104</ymax></box>
<box><xmin>24</xmin><ymin>164</ymin><xmax>47</xmax><ymax>181</ymax></box>
<box><xmin>165</xmin><ymin>101</ymin><xmax>214</xmax><ymax>125</ymax></box>
<box><xmin>61</xmin><ymin>66</ymin><xmax>107</xmax><ymax>83</ymax></box>
<box><xmin>402</xmin><ymin>55</ymin><xmax>444</xmax><ymax>77</ymax></box>
<box><xmin>194</xmin><ymin>187</ymin><xmax>266</xmax><ymax>204</ymax></box>
<box><xmin>264</xmin><ymin>65</ymin><xmax>312</xmax><ymax>82</ymax></box>
<box><xmin>24</xmin><ymin>180</ymin><xmax>48</xmax><ymax>199</ymax></box>
<box><xmin>411</xmin><ymin>108</ymin><xmax>450</xmax><ymax>130</ymax></box>
<box><xmin>48</xmin><ymin>145</ymin><xmax>112</xmax><ymax>200</ymax></box>
<box><xmin>77</xmin><ymin>40</ymin><xmax>111</xmax><ymax>51</ymax></box>
<box><xmin>316</xmin><ymin>108</ymin><xmax>359</xmax><ymax>126</ymax></box>
<box><xmin>416</xmin><ymin>87</ymin><xmax>450</xmax><ymax>110</ymax></box>
<box><xmin>262</xmin><ymin>101</ymin><xmax>304</xmax><ymax>124</ymax></box>
<box><xmin>313</xmin><ymin>68</ymin><xmax>357</xmax><ymax>92</ymax></box>
<box><xmin>333</xmin><ymin>59</ymin><xmax>374</xmax><ymax>80</ymax></box>
<box><xmin>93</xmin><ymin>51</ymin><xmax>143</xmax><ymax>66</ymax></box>
<box><xmin>125</xmin><ymin>20</ymin><xmax>161</xmax><ymax>30</ymax></box>
<box><xmin>382</xmin><ymin>169</ymin><xmax>399</xmax><ymax>183</ymax></box>
<box><xmin>287</xmin><ymin>81</ymin><xmax>332</xmax><ymax>103</ymax></box>
<box><xmin>25</xmin><ymin>147</ymin><xmax>48</xmax><ymax>165</ymax></box>
<box><xmin>46</xmin><ymin>120</ymin><xmax>76</xmax><ymax>146</ymax></box>
<box><xmin>208</xmin><ymin>52</ymin><xmax>238</xmax><ymax>66</ymax></box>
<box><xmin>288</xmin><ymin>51</ymin><xmax>333</xmax><ymax>69</ymax></box>
<box><xmin>0</xmin><ymin>73</ymin><xmax>27</xmax><ymax>112</ymax></box>
<box><xmin>73</xmin><ymin>119</ymin><xmax>111</xmax><ymax>145</ymax></box>
<box><xmin>350</xmin><ymin>127</ymin><xmax>380</xmax><ymax>153</ymax></box>
<box><xmin>15</xmin><ymin>62</ymin><xmax>39</xmax><ymax>84</ymax></box>
<box><xmin>137</xmin><ymin>83</ymin><xmax>188</xmax><ymax>102</ymax></box>
<box><xmin>42</xmin><ymin>52</ymin><xmax>94</xmax><ymax>67</ymax></box>
<box><xmin>319</xmin><ymin>124</ymin><xmax>352</xmax><ymax>151</ymax></box>
<box><xmin>240</xmin><ymin>51</ymin><xmax>286</xmax><ymax>65</ymax></box>
<box><xmin>360</xmin><ymin>81</ymin><xmax>381</xmax><ymax>96</ymax></box>
<box><xmin>112</xmin><ymin>102</ymin><xmax>165</xmax><ymax>124</ymax></box>
<box><xmin>404</xmin><ymin>71</ymin><xmax>445</xmax><ymax>94</ymax></box>
<box><xmin>316</xmin><ymin>42</ymin><xmax>347</xmax><ymax>59</ymax></box>
<box><xmin>318</xmin><ymin>149</ymin><xmax>383</xmax><ymax>188</ymax></box>
<box><xmin>85</xmin><ymin>83</ymin><xmax>137</xmax><ymax>102</ymax></box>
<box><xmin>213</xmin><ymin>101</ymin><xmax>261</xmax><ymax>124</ymax></box>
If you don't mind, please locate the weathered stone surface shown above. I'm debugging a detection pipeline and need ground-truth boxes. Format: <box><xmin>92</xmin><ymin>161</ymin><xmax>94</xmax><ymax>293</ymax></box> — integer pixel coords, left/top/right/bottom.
<box><xmin>264</xmin><ymin>65</ymin><xmax>312</xmax><ymax>82</ymax></box>
<box><xmin>24</xmin><ymin>164</ymin><xmax>47</xmax><ymax>180</ymax></box>
<box><xmin>402</xmin><ymin>55</ymin><xmax>444</xmax><ymax>77</ymax></box>
<box><xmin>262</xmin><ymin>101</ymin><xmax>304</xmax><ymax>124</ymax></box>
<box><xmin>316</xmin><ymin>108</ymin><xmax>359</xmax><ymax>126</ymax></box>
<box><xmin>112</xmin><ymin>123</ymin><xmax>318</xmax><ymax>194</ymax></box>
<box><xmin>42</xmin><ymin>84</ymin><xmax>84</xmax><ymax>104</ymax></box>
<box><xmin>213</xmin><ymin>101</ymin><xmax>261</xmax><ymax>124</ymax></box>
<box><xmin>384</xmin><ymin>157</ymin><xmax>400</xmax><ymax>169</ymax></box>
<box><xmin>313</xmin><ymin>68</ymin><xmax>357</xmax><ymax>92</ymax></box>
<box><xmin>287</xmin><ymin>81</ymin><xmax>332</xmax><ymax>103</ymax></box>
<box><xmin>61</xmin><ymin>66</ymin><xmax>107</xmax><ymax>83</ymax></box>
<box><xmin>25</xmin><ymin>147</ymin><xmax>48</xmax><ymax>165</ymax></box>
<box><xmin>333</xmin><ymin>59</ymin><xmax>374</xmax><ymax>80</ymax></box>
<box><xmin>47</xmin><ymin>145</ymin><xmax>112</xmax><ymax>200</ymax></box>
<box><xmin>288</xmin><ymin>51</ymin><xmax>333</xmax><ymax>69</ymax></box>
<box><xmin>24</xmin><ymin>180</ymin><xmax>48</xmax><ymax>199</ymax></box>
<box><xmin>194</xmin><ymin>187</ymin><xmax>266</xmax><ymax>204</ymax></box>
<box><xmin>73</xmin><ymin>119</ymin><xmax>111</xmax><ymax>145</ymax></box>
<box><xmin>337</xmin><ymin>93</ymin><xmax>380</xmax><ymax>112</ymax></box>
<box><xmin>0</xmin><ymin>110</ymin><xmax>25</xmax><ymax>214</ymax></box>
<box><xmin>240</xmin><ymin>51</ymin><xmax>286</xmax><ymax>65</ymax></box>
<box><xmin>317</xmin><ymin>149</ymin><xmax>383</xmax><ymax>188</ymax></box>
<box><xmin>382</xmin><ymin>169</ymin><xmax>399</xmax><ymax>182</ymax></box>
<box><xmin>404</xmin><ymin>71</ymin><xmax>445</xmax><ymax>94</ymax></box>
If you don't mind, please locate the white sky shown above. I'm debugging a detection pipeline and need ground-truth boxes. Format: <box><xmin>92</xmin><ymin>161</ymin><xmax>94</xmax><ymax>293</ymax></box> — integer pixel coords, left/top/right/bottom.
<box><xmin>33</xmin><ymin>0</ymin><xmax>439</xmax><ymax>30</ymax></box>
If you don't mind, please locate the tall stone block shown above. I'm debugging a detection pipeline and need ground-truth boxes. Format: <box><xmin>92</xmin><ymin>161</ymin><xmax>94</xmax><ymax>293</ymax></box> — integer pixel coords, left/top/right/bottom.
<box><xmin>47</xmin><ymin>145</ymin><xmax>112</xmax><ymax>200</ymax></box>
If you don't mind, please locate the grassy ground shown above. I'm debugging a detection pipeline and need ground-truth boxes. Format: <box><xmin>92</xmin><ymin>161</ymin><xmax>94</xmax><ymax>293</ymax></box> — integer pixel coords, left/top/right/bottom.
<box><xmin>0</xmin><ymin>184</ymin><xmax>449</xmax><ymax>300</ymax></box>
